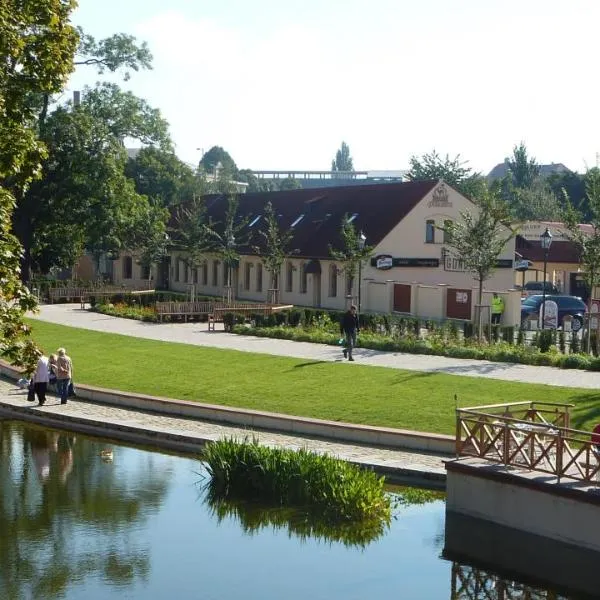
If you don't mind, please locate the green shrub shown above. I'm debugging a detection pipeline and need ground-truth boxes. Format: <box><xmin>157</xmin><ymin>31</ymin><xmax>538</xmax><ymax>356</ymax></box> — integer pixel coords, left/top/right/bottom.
<box><xmin>557</xmin><ymin>354</ymin><xmax>592</xmax><ymax>370</ymax></box>
<box><xmin>559</xmin><ymin>331</ymin><xmax>566</xmax><ymax>354</ymax></box>
<box><xmin>571</xmin><ymin>333</ymin><xmax>581</xmax><ymax>354</ymax></box>
<box><xmin>516</xmin><ymin>327</ymin><xmax>525</xmax><ymax>346</ymax></box>
<box><xmin>463</xmin><ymin>322</ymin><xmax>475</xmax><ymax>340</ymax></box>
<box><xmin>537</xmin><ymin>329</ymin><xmax>554</xmax><ymax>353</ymax></box>
<box><xmin>588</xmin><ymin>357</ymin><xmax>600</xmax><ymax>371</ymax></box>
<box><xmin>491</xmin><ymin>325</ymin><xmax>500</xmax><ymax>343</ymax></box>
<box><xmin>445</xmin><ymin>345</ymin><xmax>484</xmax><ymax>360</ymax></box>
<box><xmin>203</xmin><ymin>437</ymin><xmax>391</xmax><ymax>523</ymax></box>
<box><xmin>222</xmin><ymin>312</ymin><xmax>245</xmax><ymax>332</ymax></box>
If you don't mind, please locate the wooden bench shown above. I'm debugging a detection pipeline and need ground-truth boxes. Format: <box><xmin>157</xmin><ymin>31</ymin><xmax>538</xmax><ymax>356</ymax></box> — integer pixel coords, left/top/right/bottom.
<box><xmin>156</xmin><ymin>301</ymin><xmax>218</xmax><ymax>322</ymax></box>
<box><xmin>80</xmin><ymin>288</ymin><xmax>155</xmax><ymax>309</ymax></box>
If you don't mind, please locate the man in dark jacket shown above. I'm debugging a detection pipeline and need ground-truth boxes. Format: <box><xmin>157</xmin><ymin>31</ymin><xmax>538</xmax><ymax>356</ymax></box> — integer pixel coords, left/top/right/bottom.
<box><xmin>340</xmin><ymin>305</ymin><xmax>359</xmax><ymax>361</ymax></box>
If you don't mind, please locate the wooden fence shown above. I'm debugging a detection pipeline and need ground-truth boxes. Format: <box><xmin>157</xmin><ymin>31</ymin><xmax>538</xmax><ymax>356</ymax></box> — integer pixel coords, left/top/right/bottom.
<box><xmin>456</xmin><ymin>401</ymin><xmax>600</xmax><ymax>484</ymax></box>
<box><xmin>155</xmin><ymin>300</ymin><xmax>293</xmax><ymax>323</ymax></box>
<box><xmin>49</xmin><ymin>286</ymin><xmax>155</xmax><ymax>308</ymax></box>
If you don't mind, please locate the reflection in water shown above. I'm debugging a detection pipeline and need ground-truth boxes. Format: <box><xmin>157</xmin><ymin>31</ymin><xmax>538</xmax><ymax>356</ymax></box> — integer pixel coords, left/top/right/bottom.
<box><xmin>0</xmin><ymin>421</ymin><xmax>173</xmax><ymax>600</ymax></box>
<box><xmin>450</xmin><ymin>562</ymin><xmax>569</xmax><ymax>600</ymax></box>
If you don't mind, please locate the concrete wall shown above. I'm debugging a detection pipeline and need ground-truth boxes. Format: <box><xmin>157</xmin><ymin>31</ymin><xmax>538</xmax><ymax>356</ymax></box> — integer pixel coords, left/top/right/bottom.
<box><xmin>446</xmin><ymin>459</ymin><xmax>600</xmax><ymax>553</ymax></box>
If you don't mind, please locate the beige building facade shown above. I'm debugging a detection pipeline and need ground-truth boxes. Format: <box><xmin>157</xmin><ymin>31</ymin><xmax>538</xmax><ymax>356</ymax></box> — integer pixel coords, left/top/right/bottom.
<box><xmin>113</xmin><ymin>180</ymin><xmax>519</xmax><ymax>323</ymax></box>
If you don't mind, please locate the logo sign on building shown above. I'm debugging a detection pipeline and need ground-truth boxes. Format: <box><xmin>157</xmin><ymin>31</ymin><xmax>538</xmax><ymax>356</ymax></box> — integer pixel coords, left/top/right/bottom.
<box><xmin>539</xmin><ymin>300</ymin><xmax>558</xmax><ymax>330</ymax></box>
<box><xmin>428</xmin><ymin>183</ymin><xmax>453</xmax><ymax>208</ymax></box>
<box><xmin>375</xmin><ymin>255</ymin><xmax>393</xmax><ymax>270</ymax></box>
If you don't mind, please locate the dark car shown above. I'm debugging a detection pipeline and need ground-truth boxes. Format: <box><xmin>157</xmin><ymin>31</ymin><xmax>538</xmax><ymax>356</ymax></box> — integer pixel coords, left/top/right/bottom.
<box><xmin>521</xmin><ymin>295</ymin><xmax>587</xmax><ymax>331</ymax></box>
<box><xmin>521</xmin><ymin>281</ymin><xmax>561</xmax><ymax>297</ymax></box>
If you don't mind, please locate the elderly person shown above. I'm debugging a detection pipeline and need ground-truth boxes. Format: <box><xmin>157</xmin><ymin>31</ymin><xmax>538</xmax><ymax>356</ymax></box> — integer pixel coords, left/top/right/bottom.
<box><xmin>32</xmin><ymin>350</ymin><xmax>50</xmax><ymax>406</ymax></box>
<box><xmin>55</xmin><ymin>347</ymin><xmax>73</xmax><ymax>405</ymax></box>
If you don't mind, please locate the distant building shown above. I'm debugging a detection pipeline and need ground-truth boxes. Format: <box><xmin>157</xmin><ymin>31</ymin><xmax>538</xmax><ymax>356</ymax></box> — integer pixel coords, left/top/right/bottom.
<box><xmin>251</xmin><ymin>169</ymin><xmax>407</xmax><ymax>189</ymax></box>
<box><xmin>487</xmin><ymin>161</ymin><xmax>571</xmax><ymax>180</ymax></box>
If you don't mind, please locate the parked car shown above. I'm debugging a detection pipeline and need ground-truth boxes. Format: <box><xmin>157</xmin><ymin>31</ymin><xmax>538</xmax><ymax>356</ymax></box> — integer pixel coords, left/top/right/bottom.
<box><xmin>520</xmin><ymin>295</ymin><xmax>586</xmax><ymax>331</ymax></box>
<box><xmin>521</xmin><ymin>281</ymin><xmax>560</xmax><ymax>297</ymax></box>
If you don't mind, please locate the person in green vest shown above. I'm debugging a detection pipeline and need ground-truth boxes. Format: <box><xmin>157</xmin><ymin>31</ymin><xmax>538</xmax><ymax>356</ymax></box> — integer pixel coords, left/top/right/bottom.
<box><xmin>491</xmin><ymin>293</ymin><xmax>505</xmax><ymax>325</ymax></box>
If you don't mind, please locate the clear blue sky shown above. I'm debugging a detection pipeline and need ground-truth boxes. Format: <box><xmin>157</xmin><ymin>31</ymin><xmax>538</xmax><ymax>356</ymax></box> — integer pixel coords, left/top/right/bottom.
<box><xmin>67</xmin><ymin>0</ymin><xmax>600</xmax><ymax>174</ymax></box>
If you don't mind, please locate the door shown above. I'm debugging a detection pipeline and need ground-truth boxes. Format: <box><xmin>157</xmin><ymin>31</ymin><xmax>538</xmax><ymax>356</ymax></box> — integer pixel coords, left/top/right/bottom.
<box><xmin>570</xmin><ymin>272</ymin><xmax>589</xmax><ymax>303</ymax></box>
<box><xmin>393</xmin><ymin>284</ymin><xmax>411</xmax><ymax>313</ymax></box>
<box><xmin>446</xmin><ymin>288</ymin><xmax>472</xmax><ymax>320</ymax></box>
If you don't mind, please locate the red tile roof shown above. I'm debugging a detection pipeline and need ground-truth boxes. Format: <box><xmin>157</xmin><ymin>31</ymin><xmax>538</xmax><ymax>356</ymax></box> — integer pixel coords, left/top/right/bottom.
<box><xmin>172</xmin><ymin>180</ymin><xmax>439</xmax><ymax>259</ymax></box>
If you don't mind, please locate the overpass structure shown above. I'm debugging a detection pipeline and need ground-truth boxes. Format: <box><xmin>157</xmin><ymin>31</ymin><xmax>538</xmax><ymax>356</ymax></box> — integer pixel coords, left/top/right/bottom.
<box><xmin>252</xmin><ymin>169</ymin><xmax>408</xmax><ymax>188</ymax></box>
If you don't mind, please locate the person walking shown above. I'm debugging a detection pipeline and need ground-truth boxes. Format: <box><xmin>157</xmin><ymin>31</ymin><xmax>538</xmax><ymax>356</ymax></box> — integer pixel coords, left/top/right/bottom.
<box><xmin>55</xmin><ymin>347</ymin><xmax>73</xmax><ymax>405</ymax></box>
<box><xmin>491</xmin><ymin>293</ymin><xmax>505</xmax><ymax>325</ymax></box>
<box><xmin>32</xmin><ymin>350</ymin><xmax>50</xmax><ymax>406</ymax></box>
<box><xmin>340</xmin><ymin>305</ymin><xmax>359</xmax><ymax>361</ymax></box>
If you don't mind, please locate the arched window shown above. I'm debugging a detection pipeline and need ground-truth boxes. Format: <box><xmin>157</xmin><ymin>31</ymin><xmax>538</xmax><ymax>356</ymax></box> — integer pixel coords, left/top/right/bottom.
<box><xmin>346</xmin><ymin>273</ymin><xmax>354</xmax><ymax>296</ymax></box>
<box><xmin>256</xmin><ymin>263</ymin><xmax>263</xmax><ymax>292</ymax></box>
<box><xmin>329</xmin><ymin>264</ymin><xmax>338</xmax><ymax>297</ymax></box>
<box><xmin>300</xmin><ymin>262</ymin><xmax>308</xmax><ymax>294</ymax></box>
<box><xmin>202</xmin><ymin>261</ymin><xmax>208</xmax><ymax>285</ymax></box>
<box><xmin>122</xmin><ymin>256</ymin><xmax>132</xmax><ymax>280</ymax></box>
<box><xmin>212</xmin><ymin>260</ymin><xmax>219</xmax><ymax>286</ymax></box>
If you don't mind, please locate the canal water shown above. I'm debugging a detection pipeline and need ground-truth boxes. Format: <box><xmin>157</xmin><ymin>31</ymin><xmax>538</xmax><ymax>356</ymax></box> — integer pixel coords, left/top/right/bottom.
<box><xmin>0</xmin><ymin>421</ymin><xmax>571</xmax><ymax>599</ymax></box>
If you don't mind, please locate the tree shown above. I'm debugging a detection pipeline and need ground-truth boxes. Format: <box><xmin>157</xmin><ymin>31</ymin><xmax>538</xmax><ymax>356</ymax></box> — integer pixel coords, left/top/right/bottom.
<box><xmin>134</xmin><ymin>201</ymin><xmax>169</xmax><ymax>285</ymax></box>
<box><xmin>199</xmin><ymin>146</ymin><xmax>238</xmax><ymax>178</ymax></box>
<box><xmin>331</xmin><ymin>141</ymin><xmax>354</xmax><ymax>172</ymax></box>
<box><xmin>12</xmin><ymin>84</ymin><xmax>172</xmax><ymax>279</ymax></box>
<box><xmin>507</xmin><ymin>178</ymin><xmax>562</xmax><ymax>221</ymax></box>
<box><xmin>329</xmin><ymin>216</ymin><xmax>374</xmax><ymax>302</ymax></box>
<box><xmin>125</xmin><ymin>147</ymin><xmax>196</xmax><ymax>207</ymax></box>
<box><xmin>253</xmin><ymin>201</ymin><xmax>295</xmax><ymax>302</ymax></box>
<box><xmin>407</xmin><ymin>150</ymin><xmax>485</xmax><ymax>198</ymax></box>
<box><xmin>441</xmin><ymin>190</ymin><xmax>516</xmax><ymax>339</ymax></box>
<box><xmin>505</xmin><ymin>142</ymin><xmax>540</xmax><ymax>190</ymax></box>
<box><xmin>207</xmin><ymin>196</ymin><xmax>250</xmax><ymax>302</ymax></box>
<box><xmin>277</xmin><ymin>176</ymin><xmax>302</xmax><ymax>191</ymax></box>
<box><xmin>0</xmin><ymin>0</ymin><xmax>78</xmax><ymax>370</ymax></box>
<box><xmin>171</xmin><ymin>192</ymin><xmax>213</xmax><ymax>278</ymax></box>
<box><xmin>562</xmin><ymin>168</ymin><xmax>600</xmax><ymax>352</ymax></box>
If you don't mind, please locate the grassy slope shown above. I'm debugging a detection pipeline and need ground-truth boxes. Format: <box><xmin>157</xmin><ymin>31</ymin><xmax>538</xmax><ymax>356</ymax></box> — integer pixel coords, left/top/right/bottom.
<box><xmin>26</xmin><ymin>319</ymin><xmax>600</xmax><ymax>435</ymax></box>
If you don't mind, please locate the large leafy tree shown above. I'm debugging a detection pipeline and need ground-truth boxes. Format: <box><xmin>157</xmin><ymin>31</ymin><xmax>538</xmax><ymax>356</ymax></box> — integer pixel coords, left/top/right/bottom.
<box><xmin>253</xmin><ymin>201</ymin><xmax>295</xmax><ymax>301</ymax></box>
<box><xmin>200</xmin><ymin>146</ymin><xmax>238</xmax><ymax>178</ymax></box>
<box><xmin>329</xmin><ymin>215</ymin><xmax>374</xmax><ymax>302</ymax></box>
<box><xmin>562</xmin><ymin>168</ymin><xmax>600</xmax><ymax>352</ymax></box>
<box><xmin>0</xmin><ymin>0</ymin><xmax>78</xmax><ymax>369</ymax></box>
<box><xmin>12</xmin><ymin>84</ymin><xmax>171</xmax><ymax>278</ymax></box>
<box><xmin>441</xmin><ymin>190</ymin><xmax>515</xmax><ymax>338</ymax></box>
<box><xmin>331</xmin><ymin>141</ymin><xmax>354</xmax><ymax>172</ymax></box>
<box><xmin>407</xmin><ymin>150</ymin><xmax>485</xmax><ymax>199</ymax></box>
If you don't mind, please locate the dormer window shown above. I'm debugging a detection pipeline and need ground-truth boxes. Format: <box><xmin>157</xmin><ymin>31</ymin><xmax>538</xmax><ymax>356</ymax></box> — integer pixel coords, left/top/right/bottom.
<box><xmin>291</xmin><ymin>214</ymin><xmax>304</xmax><ymax>227</ymax></box>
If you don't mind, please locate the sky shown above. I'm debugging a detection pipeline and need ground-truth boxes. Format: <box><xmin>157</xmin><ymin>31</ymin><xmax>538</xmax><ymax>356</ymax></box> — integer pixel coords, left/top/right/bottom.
<box><xmin>67</xmin><ymin>0</ymin><xmax>600</xmax><ymax>175</ymax></box>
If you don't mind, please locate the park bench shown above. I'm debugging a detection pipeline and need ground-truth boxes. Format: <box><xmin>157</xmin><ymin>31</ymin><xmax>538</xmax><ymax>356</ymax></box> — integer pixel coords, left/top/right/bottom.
<box><xmin>155</xmin><ymin>301</ymin><xmax>217</xmax><ymax>322</ymax></box>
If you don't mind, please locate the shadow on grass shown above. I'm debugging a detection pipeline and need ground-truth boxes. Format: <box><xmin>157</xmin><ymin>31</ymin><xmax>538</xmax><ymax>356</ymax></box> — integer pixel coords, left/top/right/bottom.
<box><xmin>426</xmin><ymin>362</ymin><xmax>517</xmax><ymax>376</ymax></box>
<box><xmin>391</xmin><ymin>371</ymin><xmax>435</xmax><ymax>384</ymax></box>
<box><xmin>292</xmin><ymin>361</ymin><xmax>328</xmax><ymax>369</ymax></box>
<box><xmin>569</xmin><ymin>392</ymin><xmax>600</xmax><ymax>431</ymax></box>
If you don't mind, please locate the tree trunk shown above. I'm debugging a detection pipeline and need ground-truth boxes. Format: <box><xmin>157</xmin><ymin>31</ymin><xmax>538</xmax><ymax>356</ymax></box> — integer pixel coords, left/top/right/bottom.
<box><xmin>586</xmin><ymin>271</ymin><xmax>596</xmax><ymax>354</ymax></box>
<box><xmin>477</xmin><ymin>277</ymin><xmax>484</xmax><ymax>342</ymax></box>
<box><xmin>12</xmin><ymin>206</ymin><xmax>34</xmax><ymax>284</ymax></box>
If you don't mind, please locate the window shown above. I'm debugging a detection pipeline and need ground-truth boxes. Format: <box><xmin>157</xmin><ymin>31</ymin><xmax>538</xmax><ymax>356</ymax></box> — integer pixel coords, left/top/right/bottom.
<box><xmin>174</xmin><ymin>257</ymin><xmax>180</xmax><ymax>282</ymax></box>
<box><xmin>202</xmin><ymin>261</ymin><xmax>208</xmax><ymax>286</ymax></box>
<box><xmin>256</xmin><ymin>263</ymin><xmax>263</xmax><ymax>292</ymax></box>
<box><xmin>212</xmin><ymin>260</ymin><xmax>219</xmax><ymax>286</ymax></box>
<box><xmin>425</xmin><ymin>220</ymin><xmax>435</xmax><ymax>244</ymax></box>
<box><xmin>141</xmin><ymin>263</ymin><xmax>150</xmax><ymax>280</ymax></box>
<box><xmin>291</xmin><ymin>214</ymin><xmax>304</xmax><ymax>228</ymax></box>
<box><xmin>300</xmin><ymin>262</ymin><xmax>308</xmax><ymax>294</ymax></box>
<box><xmin>249</xmin><ymin>215</ymin><xmax>261</xmax><ymax>227</ymax></box>
<box><xmin>443</xmin><ymin>220</ymin><xmax>453</xmax><ymax>244</ymax></box>
<box><xmin>123</xmin><ymin>256</ymin><xmax>133</xmax><ymax>279</ymax></box>
<box><xmin>183</xmin><ymin>262</ymin><xmax>189</xmax><ymax>283</ymax></box>
<box><xmin>329</xmin><ymin>264</ymin><xmax>338</xmax><ymax>297</ymax></box>
<box><xmin>286</xmin><ymin>262</ymin><xmax>294</xmax><ymax>292</ymax></box>
<box><xmin>244</xmin><ymin>262</ymin><xmax>251</xmax><ymax>291</ymax></box>
<box><xmin>193</xmin><ymin>267</ymin><xmax>198</xmax><ymax>284</ymax></box>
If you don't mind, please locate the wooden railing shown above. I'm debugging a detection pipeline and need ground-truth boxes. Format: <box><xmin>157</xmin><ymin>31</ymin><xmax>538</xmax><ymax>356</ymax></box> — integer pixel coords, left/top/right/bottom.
<box><xmin>49</xmin><ymin>286</ymin><xmax>155</xmax><ymax>308</ymax></box>
<box><xmin>456</xmin><ymin>401</ymin><xmax>600</xmax><ymax>484</ymax></box>
<box><xmin>155</xmin><ymin>301</ymin><xmax>294</xmax><ymax>322</ymax></box>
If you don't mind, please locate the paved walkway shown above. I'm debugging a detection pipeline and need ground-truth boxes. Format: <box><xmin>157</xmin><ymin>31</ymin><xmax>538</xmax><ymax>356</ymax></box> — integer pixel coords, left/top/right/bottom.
<box><xmin>0</xmin><ymin>378</ymin><xmax>446</xmax><ymax>484</ymax></box>
<box><xmin>32</xmin><ymin>304</ymin><xmax>600</xmax><ymax>389</ymax></box>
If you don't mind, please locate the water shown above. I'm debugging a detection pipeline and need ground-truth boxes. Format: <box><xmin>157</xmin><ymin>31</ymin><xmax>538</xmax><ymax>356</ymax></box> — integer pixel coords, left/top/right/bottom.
<box><xmin>0</xmin><ymin>421</ymin><xmax>571</xmax><ymax>599</ymax></box>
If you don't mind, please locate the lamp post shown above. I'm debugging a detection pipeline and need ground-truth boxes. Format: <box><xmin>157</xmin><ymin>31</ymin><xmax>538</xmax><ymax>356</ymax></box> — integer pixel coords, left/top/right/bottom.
<box><xmin>357</xmin><ymin>230</ymin><xmax>366</xmax><ymax>314</ymax></box>
<box><xmin>540</xmin><ymin>227</ymin><xmax>553</xmax><ymax>329</ymax></box>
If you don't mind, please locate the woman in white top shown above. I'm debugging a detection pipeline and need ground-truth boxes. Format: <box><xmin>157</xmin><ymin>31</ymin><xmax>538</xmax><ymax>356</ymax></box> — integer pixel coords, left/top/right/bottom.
<box><xmin>32</xmin><ymin>351</ymin><xmax>50</xmax><ymax>406</ymax></box>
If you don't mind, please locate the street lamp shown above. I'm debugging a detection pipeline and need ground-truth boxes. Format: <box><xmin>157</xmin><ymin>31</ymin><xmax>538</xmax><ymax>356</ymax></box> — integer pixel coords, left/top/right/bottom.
<box><xmin>357</xmin><ymin>230</ymin><xmax>366</xmax><ymax>314</ymax></box>
<box><xmin>540</xmin><ymin>227</ymin><xmax>553</xmax><ymax>329</ymax></box>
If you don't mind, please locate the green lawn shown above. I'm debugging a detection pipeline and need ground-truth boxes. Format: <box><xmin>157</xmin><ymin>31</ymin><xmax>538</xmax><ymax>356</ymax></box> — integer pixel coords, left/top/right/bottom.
<box><xmin>25</xmin><ymin>319</ymin><xmax>600</xmax><ymax>436</ymax></box>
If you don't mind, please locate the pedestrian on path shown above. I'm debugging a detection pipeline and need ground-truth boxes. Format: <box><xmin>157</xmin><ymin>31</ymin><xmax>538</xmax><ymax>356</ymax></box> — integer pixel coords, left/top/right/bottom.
<box><xmin>32</xmin><ymin>350</ymin><xmax>50</xmax><ymax>406</ymax></box>
<box><xmin>340</xmin><ymin>305</ymin><xmax>359</xmax><ymax>361</ymax></box>
<box><xmin>491</xmin><ymin>293</ymin><xmax>505</xmax><ymax>325</ymax></box>
<box><xmin>55</xmin><ymin>347</ymin><xmax>73</xmax><ymax>405</ymax></box>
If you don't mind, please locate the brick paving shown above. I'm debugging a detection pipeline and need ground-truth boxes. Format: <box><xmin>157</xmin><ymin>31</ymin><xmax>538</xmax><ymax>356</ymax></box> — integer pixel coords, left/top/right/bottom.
<box><xmin>0</xmin><ymin>378</ymin><xmax>447</xmax><ymax>483</ymax></box>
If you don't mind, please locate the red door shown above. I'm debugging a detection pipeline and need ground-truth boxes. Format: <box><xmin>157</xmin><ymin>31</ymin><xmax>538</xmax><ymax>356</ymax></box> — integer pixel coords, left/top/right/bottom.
<box><xmin>393</xmin><ymin>284</ymin><xmax>411</xmax><ymax>313</ymax></box>
<box><xmin>446</xmin><ymin>288</ymin><xmax>472</xmax><ymax>320</ymax></box>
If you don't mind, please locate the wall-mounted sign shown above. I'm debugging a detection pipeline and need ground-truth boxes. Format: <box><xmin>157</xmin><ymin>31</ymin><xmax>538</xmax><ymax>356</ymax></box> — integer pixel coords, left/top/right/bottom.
<box><xmin>371</xmin><ymin>256</ymin><xmax>440</xmax><ymax>269</ymax></box>
<box><xmin>496</xmin><ymin>259</ymin><xmax>514</xmax><ymax>268</ymax></box>
<box><xmin>428</xmin><ymin>183</ymin><xmax>452</xmax><ymax>208</ymax></box>
<box><xmin>375</xmin><ymin>255</ymin><xmax>393</xmax><ymax>270</ymax></box>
